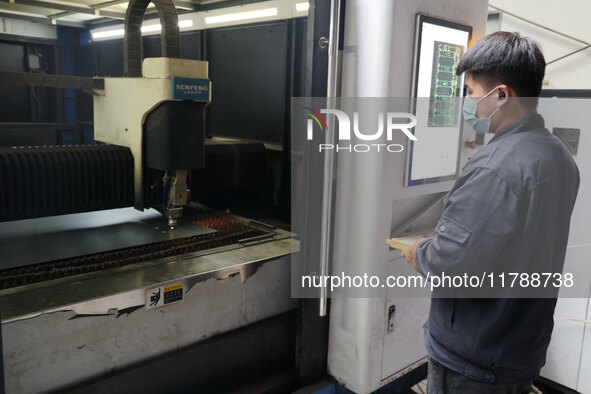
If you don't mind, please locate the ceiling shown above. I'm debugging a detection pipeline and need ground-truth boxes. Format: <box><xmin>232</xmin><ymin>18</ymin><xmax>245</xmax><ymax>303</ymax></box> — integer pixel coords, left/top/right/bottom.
<box><xmin>0</xmin><ymin>0</ymin><xmax>264</xmax><ymax>28</ymax></box>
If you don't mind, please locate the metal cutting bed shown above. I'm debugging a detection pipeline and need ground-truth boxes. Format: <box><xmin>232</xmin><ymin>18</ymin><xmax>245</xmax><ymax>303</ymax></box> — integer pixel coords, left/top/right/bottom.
<box><xmin>0</xmin><ymin>203</ymin><xmax>295</xmax><ymax>393</ymax></box>
<box><xmin>0</xmin><ymin>206</ymin><xmax>270</xmax><ymax>290</ymax></box>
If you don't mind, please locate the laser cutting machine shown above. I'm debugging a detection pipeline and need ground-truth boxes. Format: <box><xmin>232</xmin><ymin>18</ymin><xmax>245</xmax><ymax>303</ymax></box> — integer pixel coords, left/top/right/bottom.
<box><xmin>0</xmin><ymin>1</ymin><xmax>296</xmax><ymax>392</ymax></box>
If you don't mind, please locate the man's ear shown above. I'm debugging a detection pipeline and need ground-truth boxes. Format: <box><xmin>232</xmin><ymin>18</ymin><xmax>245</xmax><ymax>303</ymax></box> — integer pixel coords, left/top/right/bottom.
<box><xmin>497</xmin><ymin>84</ymin><xmax>509</xmax><ymax>99</ymax></box>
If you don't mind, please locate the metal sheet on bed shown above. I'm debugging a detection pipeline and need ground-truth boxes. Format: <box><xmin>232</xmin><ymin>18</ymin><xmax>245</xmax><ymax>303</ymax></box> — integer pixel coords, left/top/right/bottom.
<box><xmin>0</xmin><ymin>208</ymin><xmax>216</xmax><ymax>269</ymax></box>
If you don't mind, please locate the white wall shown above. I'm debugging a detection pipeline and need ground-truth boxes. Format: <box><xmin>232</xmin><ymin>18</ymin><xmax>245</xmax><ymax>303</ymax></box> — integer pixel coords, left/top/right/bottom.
<box><xmin>486</xmin><ymin>0</ymin><xmax>591</xmax><ymax>89</ymax></box>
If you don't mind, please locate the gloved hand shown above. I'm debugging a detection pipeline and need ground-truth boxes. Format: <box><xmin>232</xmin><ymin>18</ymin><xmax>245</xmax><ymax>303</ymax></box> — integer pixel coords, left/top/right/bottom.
<box><xmin>401</xmin><ymin>239</ymin><xmax>423</xmax><ymax>272</ymax></box>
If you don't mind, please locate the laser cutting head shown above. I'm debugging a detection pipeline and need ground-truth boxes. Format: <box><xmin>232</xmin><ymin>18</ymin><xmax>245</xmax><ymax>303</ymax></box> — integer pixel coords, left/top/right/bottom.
<box><xmin>93</xmin><ymin>57</ymin><xmax>212</xmax><ymax>224</ymax></box>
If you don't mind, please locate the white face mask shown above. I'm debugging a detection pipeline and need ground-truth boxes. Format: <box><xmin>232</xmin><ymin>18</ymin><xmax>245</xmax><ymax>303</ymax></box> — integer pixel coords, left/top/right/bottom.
<box><xmin>462</xmin><ymin>86</ymin><xmax>502</xmax><ymax>134</ymax></box>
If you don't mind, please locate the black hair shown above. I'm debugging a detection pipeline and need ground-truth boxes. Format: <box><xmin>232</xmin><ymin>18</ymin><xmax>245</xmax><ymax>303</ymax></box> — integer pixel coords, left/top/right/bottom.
<box><xmin>456</xmin><ymin>32</ymin><xmax>545</xmax><ymax>104</ymax></box>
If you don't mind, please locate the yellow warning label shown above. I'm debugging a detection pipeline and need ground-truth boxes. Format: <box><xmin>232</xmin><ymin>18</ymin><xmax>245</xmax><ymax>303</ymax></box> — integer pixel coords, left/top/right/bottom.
<box><xmin>164</xmin><ymin>283</ymin><xmax>183</xmax><ymax>292</ymax></box>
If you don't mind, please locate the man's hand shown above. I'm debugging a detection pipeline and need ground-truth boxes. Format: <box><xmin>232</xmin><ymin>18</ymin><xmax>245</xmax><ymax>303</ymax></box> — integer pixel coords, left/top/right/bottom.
<box><xmin>401</xmin><ymin>239</ymin><xmax>423</xmax><ymax>272</ymax></box>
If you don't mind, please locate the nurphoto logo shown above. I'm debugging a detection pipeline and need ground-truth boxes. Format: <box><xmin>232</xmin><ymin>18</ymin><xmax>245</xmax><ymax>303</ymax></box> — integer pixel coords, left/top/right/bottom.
<box><xmin>303</xmin><ymin>107</ymin><xmax>418</xmax><ymax>153</ymax></box>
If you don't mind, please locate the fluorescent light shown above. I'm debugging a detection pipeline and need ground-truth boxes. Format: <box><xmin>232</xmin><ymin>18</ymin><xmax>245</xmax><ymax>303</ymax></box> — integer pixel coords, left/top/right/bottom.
<box><xmin>141</xmin><ymin>24</ymin><xmax>162</xmax><ymax>33</ymax></box>
<box><xmin>142</xmin><ymin>19</ymin><xmax>193</xmax><ymax>32</ymax></box>
<box><xmin>91</xmin><ymin>20</ymin><xmax>193</xmax><ymax>40</ymax></box>
<box><xmin>204</xmin><ymin>7</ymin><xmax>278</xmax><ymax>24</ymax></box>
<box><xmin>179</xmin><ymin>19</ymin><xmax>193</xmax><ymax>28</ymax></box>
<box><xmin>92</xmin><ymin>29</ymin><xmax>124</xmax><ymax>39</ymax></box>
<box><xmin>295</xmin><ymin>2</ymin><xmax>309</xmax><ymax>12</ymax></box>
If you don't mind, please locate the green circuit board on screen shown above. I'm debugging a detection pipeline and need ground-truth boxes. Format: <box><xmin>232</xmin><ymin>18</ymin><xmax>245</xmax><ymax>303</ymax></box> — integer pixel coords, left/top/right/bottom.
<box><xmin>428</xmin><ymin>41</ymin><xmax>465</xmax><ymax>127</ymax></box>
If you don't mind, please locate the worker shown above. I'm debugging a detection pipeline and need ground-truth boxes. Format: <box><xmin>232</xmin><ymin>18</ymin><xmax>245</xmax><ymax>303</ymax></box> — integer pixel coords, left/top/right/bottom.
<box><xmin>401</xmin><ymin>32</ymin><xmax>579</xmax><ymax>393</ymax></box>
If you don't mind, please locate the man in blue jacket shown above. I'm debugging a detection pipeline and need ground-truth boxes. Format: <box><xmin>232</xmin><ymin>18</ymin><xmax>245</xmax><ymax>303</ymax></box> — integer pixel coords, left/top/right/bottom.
<box><xmin>402</xmin><ymin>32</ymin><xmax>579</xmax><ymax>393</ymax></box>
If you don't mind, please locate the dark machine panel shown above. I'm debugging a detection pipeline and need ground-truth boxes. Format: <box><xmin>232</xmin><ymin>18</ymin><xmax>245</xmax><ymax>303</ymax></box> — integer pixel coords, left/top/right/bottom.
<box><xmin>95</xmin><ymin>32</ymin><xmax>204</xmax><ymax>78</ymax></box>
<box><xmin>143</xmin><ymin>31</ymin><xmax>203</xmax><ymax>60</ymax></box>
<box><xmin>293</xmin><ymin>18</ymin><xmax>308</xmax><ymax>97</ymax></box>
<box><xmin>144</xmin><ymin>101</ymin><xmax>206</xmax><ymax>171</ymax></box>
<box><xmin>206</xmin><ymin>22</ymin><xmax>288</xmax><ymax>143</ymax></box>
<box><xmin>144</xmin><ymin>36</ymin><xmax>163</xmax><ymax>59</ymax></box>
<box><xmin>95</xmin><ymin>40</ymin><xmax>124</xmax><ymax>77</ymax></box>
<box><xmin>0</xmin><ymin>43</ymin><xmax>29</xmax><ymax>122</ymax></box>
<box><xmin>179</xmin><ymin>31</ymin><xmax>203</xmax><ymax>60</ymax></box>
<box><xmin>0</xmin><ymin>144</ymin><xmax>134</xmax><ymax>221</ymax></box>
